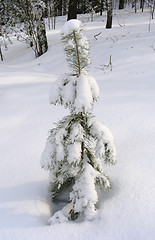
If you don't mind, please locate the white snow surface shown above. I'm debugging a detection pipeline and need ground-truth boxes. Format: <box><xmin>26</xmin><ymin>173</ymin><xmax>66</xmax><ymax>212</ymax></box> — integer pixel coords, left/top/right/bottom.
<box><xmin>0</xmin><ymin>8</ymin><xmax>155</xmax><ymax>240</ymax></box>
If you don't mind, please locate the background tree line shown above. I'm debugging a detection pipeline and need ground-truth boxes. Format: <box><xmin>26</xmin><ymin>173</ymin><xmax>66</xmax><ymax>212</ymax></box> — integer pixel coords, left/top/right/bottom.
<box><xmin>0</xmin><ymin>0</ymin><xmax>154</xmax><ymax>61</ymax></box>
<box><xmin>0</xmin><ymin>0</ymin><xmax>48</xmax><ymax>59</ymax></box>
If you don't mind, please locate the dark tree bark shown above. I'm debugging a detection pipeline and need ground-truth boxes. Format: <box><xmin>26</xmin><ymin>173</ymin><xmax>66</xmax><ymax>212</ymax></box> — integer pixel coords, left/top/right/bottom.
<box><xmin>140</xmin><ymin>0</ymin><xmax>144</xmax><ymax>12</ymax></box>
<box><xmin>36</xmin><ymin>18</ymin><xmax>48</xmax><ymax>57</ymax></box>
<box><xmin>57</xmin><ymin>0</ymin><xmax>62</xmax><ymax>16</ymax></box>
<box><xmin>67</xmin><ymin>0</ymin><xmax>77</xmax><ymax>20</ymax></box>
<box><xmin>100</xmin><ymin>0</ymin><xmax>103</xmax><ymax>15</ymax></box>
<box><xmin>106</xmin><ymin>0</ymin><xmax>112</xmax><ymax>29</ymax></box>
<box><xmin>151</xmin><ymin>0</ymin><xmax>155</xmax><ymax>19</ymax></box>
<box><xmin>119</xmin><ymin>0</ymin><xmax>124</xmax><ymax>9</ymax></box>
<box><xmin>0</xmin><ymin>46</ymin><xmax>3</xmax><ymax>61</ymax></box>
<box><xmin>135</xmin><ymin>0</ymin><xmax>137</xmax><ymax>13</ymax></box>
<box><xmin>0</xmin><ymin>25</ymin><xmax>3</xmax><ymax>61</ymax></box>
<box><xmin>132</xmin><ymin>0</ymin><xmax>137</xmax><ymax>13</ymax></box>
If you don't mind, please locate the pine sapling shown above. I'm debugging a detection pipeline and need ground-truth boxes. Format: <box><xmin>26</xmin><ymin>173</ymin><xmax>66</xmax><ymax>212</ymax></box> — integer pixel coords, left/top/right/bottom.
<box><xmin>41</xmin><ymin>19</ymin><xmax>117</xmax><ymax>224</ymax></box>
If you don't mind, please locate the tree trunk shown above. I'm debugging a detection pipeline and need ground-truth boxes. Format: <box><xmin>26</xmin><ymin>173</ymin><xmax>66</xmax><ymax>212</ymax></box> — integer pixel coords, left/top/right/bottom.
<box><xmin>132</xmin><ymin>0</ymin><xmax>137</xmax><ymax>13</ymax></box>
<box><xmin>135</xmin><ymin>0</ymin><xmax>137</xmax><ymax>13</ymax></box>
<box><xmin>0</xmin><ymin>45</ymin><xmax>3</xmax><ymax>61</ymax></box>
<box><xmin>67</xmin><ymin>0</ymin><xmax>77</xmax><ymax>20</ymax></box>
<box><xmin>100</xmin><ymin>0</ymin><xmax>103</xmax><ymax>15</ymax></box>
<box><xmin>119</xmin><ymin>0</ymin><xmax>124</xmax><ymax>9</ymax></box>
<box><xmin>140</xmin><ymin>0</ymin><xmax>144</xmax><ymax>12</ymax></box>
<box><xmin>47</xmin><ymin>0</ymin><xmax>52</xmax><ymax>29</ymax></box>
<box><xmin>152</xmin><ymin>1</ymin><xmax>155</xmax><ymax>19</ymax></box>
<box><xmin>106</xmin><ymin>0</ymin><xmax>113</xmax><ymax>29</ymax></box>
<box><xmin>0</xmin><ymin>24</ymin><xmax>3</xmax><ymax>61</ymax></box>
<box><xmin>36</xmin><ymin>18</ymin><xmax>48</xmax><ymax>57</ymax></box>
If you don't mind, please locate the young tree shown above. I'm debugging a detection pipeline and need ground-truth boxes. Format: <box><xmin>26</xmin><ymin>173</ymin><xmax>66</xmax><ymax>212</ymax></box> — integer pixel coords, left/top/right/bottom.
<box><xmin>41</xmin><ymin>19</ymin><xmax>116</xmax><ymax>224</ymax></box>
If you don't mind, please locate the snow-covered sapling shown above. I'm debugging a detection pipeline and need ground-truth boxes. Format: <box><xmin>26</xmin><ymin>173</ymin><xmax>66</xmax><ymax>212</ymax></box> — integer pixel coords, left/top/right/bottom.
<box><xmin>41</xmin><ymin>19</ymin><xmax>117</xmax><ymax>224</ymax></box>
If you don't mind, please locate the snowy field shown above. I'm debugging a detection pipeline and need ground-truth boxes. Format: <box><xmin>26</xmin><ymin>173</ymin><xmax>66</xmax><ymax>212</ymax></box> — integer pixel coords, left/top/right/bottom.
<box><xmin>0</xmin><ymin>8</ymin><xmax>155</xmax><ymax>240</ymax></box>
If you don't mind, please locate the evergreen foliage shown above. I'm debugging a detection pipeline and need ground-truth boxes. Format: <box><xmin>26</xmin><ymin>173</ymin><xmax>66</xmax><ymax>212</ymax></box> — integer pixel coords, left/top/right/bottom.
<box><xmin>41</xmin><ymin>19</ymin><xmax>116</xmax><ymax>223</ymax></box>
<box><xmin>61</xmin><ymin>20</ymin><xmax>90</xmax><ymax>75</ymax></box>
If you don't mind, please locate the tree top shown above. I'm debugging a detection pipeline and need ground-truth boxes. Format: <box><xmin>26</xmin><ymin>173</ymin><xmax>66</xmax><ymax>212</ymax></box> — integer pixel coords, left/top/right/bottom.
<box><xmin>61</xmin><ymin>19</ymin><xmax>82</xmax><ymax>36</ymax></box>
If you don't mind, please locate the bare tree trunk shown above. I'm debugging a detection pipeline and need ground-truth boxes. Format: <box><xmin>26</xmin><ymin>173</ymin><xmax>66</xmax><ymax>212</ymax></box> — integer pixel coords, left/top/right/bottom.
<box><xmin>106</xmin><ymin>0</ymin><xmax>113</xmax><ymax>29</ymax></box>
<box><xmin>135</xmin><ymin>0</ymin><xmax>137</xmax><ymax>13</ymax></box>
<box><xmin>152</xmin><ymin>0</ymin><xmax>155</xmax><ymax>19</ymax></box>
<box><xmin>47</xmin><ymin>0</ymin><xmax>52</xmax><ymax>29</ymax></box>
<box><xmin>100</xmin><ymin>0</ymin><xmax>103</xmax><ymax>15</ymax></box>
<box><xmin>140</xmin><ymin>0</ymin><xmax>144</xmax><ymax>12</ymax></box>
<box><xmin>0</xmin><ymin>24</ymin><xmax>3</xmax><ymax>61</ymax></box>
<box><xmin>119</xmin><ymin>0</ymin><xmax>124</xmax><ymax>9</ymax></box>
<box><xmin>36</xmin><ymin>18</ymin><xmax>48</xmax><ymax>57</ymax></box>
<box><xmin>0</xmin><ymin>45</ymin><xmax>3</xmax><ymax>61</ymax></box>
<box><xmin>68</xmin><ymin>0</ymin><xmax>77</xmax><ymax>20</ymax></box>
<box><xmin>52</xmin><ymin>0</ymin><xmax>57</xmax><ymax>29</ymax></box>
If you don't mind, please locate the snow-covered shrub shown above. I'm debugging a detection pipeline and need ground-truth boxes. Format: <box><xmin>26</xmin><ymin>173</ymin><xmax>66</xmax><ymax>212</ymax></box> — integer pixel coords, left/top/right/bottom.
<box><xmin>41</xmin><ymin>19</ymin><xmax>116</xmax><ymax>224</ymax></box>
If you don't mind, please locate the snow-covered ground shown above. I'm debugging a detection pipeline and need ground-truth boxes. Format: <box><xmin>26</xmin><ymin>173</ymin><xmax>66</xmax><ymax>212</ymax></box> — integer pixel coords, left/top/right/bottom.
<box><xmin>0</xmin><ymin>8</ymin><xmax>155</xmax><ymax>240</ymax></box>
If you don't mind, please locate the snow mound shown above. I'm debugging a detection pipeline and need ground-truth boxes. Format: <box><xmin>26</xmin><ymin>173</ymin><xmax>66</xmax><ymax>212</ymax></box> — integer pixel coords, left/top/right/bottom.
<box><xmin>61</xmin><ymin>19</ymin><xmax>82</xmax><ymax>35</ymax></box>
